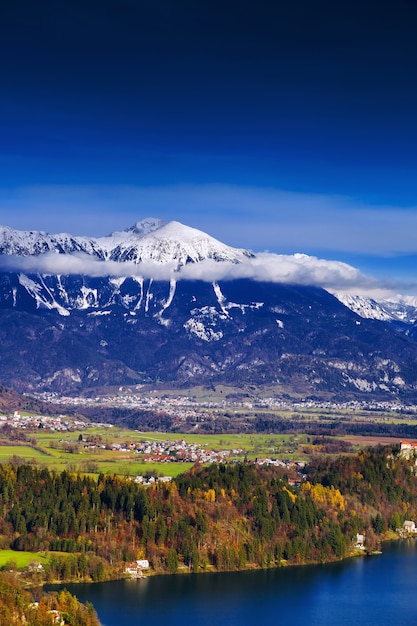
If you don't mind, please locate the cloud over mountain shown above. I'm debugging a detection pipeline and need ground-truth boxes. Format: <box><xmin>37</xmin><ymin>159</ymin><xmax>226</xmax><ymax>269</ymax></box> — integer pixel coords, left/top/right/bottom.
<box><xmin>1</xmin><ymin>218</ymin><xmax>410</xmax><ymax>299</ymax></box>
<box><xmin>0</xmin><ymin>249</ymin><xmax>396</xmax><ymax>300</ymax></box>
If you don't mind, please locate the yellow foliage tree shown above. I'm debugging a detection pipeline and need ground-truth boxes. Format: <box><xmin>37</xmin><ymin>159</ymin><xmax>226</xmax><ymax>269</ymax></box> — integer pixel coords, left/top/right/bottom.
<box><xmin>282</xmin><ymin>486</ymin><xmax>297</xmax><ymax>503</ymax></box>
<box><xmin>204</xmin><ymin>488</ymin><xmax>216</xmax><ymax>503</ymax></box>
<box><xmin>302</xmin><ymin>482</ymin><xmax>345</xmax><ymax>511</ymax></box>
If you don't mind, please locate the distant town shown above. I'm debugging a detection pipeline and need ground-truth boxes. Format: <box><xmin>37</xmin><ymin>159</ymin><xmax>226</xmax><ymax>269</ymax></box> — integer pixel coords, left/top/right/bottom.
<box><xmin>30</xmin><ymin>388</ymin><xmax>417</xmax><ymax>424</ymax></box>
<box><xmin>0</xmin><ymin>410</ymin><xmax>88</xmax><ymax>431</ymax></box>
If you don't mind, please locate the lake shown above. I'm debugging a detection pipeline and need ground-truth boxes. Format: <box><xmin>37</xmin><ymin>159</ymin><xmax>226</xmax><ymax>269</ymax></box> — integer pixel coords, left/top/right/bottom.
<box><xmin>48</xmin><ymin>539</ymin><xmax>417</xmax><ymax>626</ymax></box>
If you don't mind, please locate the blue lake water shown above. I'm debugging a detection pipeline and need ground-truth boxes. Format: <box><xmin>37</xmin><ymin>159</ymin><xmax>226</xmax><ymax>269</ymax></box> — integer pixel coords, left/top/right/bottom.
<box><xmin>48</xmin><ymin>539</ymin><xmax>417</xmax><ymax>626</ymax></box>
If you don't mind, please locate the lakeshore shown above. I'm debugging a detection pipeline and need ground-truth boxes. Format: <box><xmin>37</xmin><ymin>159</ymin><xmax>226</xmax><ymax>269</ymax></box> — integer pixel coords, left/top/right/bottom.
<box><xmin>47</xmin><ymin>539</ymin><xmax>417</xmax><ymax>626</ymax></box>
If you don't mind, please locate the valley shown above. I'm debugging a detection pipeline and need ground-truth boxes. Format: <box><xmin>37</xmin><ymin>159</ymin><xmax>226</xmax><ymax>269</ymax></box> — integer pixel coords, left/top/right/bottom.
<box><xmin>1</xmin><ymin>390</ymin><xmax>416</xmax><ymax>479</ymax></box>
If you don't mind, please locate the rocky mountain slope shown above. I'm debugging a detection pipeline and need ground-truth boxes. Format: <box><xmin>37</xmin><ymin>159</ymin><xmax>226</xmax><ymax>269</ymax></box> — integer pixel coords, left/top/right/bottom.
<box><xmin>1</xmin><ymin>219</ymin><xmax>417</xmax><ymax>400</ymax></box>
<box><xmin>0</xmin><ymin>382</ymin><xmax>61</xmax><ymax>416</ymax></box>
<box><xmin>334</xmin><ymin>293</ymin><xmax>417</xmax><ymax>326</ymax></box>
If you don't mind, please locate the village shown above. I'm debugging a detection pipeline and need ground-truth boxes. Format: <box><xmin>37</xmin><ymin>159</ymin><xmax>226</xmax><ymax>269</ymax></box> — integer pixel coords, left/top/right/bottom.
<box><xmin>0</xmin><ymin>410</ymin><xmax>89</xmax><ymax>432</ymax></box>
<box><xmin>107</xmin><ymin>437</ymin><xmax>242</xmax><ymax>465</ymax></box>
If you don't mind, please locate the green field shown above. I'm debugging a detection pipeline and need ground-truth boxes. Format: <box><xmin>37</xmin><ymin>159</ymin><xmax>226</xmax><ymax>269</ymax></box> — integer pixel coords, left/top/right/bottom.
<box><xmin>0</xmin><ymin>445</ymin><xmax>51</xmax><ymax>463</ymax></box>
<box><xmin>0</xmin><ymin>549</ymin><xmax>50</xmax><ymax>569</ymax></box>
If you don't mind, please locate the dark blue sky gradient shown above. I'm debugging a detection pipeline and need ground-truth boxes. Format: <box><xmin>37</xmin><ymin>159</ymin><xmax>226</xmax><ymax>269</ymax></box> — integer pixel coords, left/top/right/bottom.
<box><xmin>1</xmin><ymin>0</ymin><xmax>417</xmax><ymax>288</ymax></box>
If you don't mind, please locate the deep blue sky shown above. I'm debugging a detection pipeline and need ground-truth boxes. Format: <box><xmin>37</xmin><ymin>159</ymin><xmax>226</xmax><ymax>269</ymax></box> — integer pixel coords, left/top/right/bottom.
<box><xmin>1</xmin><ymin>0</ymin><xmax>417</xmax><ymax>291</ymax></box>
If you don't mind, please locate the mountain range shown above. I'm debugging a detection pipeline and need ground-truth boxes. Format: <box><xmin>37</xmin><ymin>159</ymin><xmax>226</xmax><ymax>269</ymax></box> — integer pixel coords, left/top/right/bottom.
<box><xmin>1</xmin><ymin>218</ymin><xmax>417</xmax><ymax>400</ymax></box>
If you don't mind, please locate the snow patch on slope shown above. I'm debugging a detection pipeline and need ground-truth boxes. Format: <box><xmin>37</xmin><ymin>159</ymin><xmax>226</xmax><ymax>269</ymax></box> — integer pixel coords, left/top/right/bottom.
<box><xmin>184</xmin><ymin>306</ymin><xmax>227</xmax><ymax>342</ymax></box>
<box><xmin>76</xmin><ymin>286</ymin><xmax>98</xmax><ymax>309</ymax></box>
<box><xmin>335</xmin><ymin>294</ymin><xmax>394</xmax><ymax>321</ymax></box>
<box><xmin>155</xmin><ymin>278</ymin><xmax>177</xmax><ymax>321</ymax></box>
<box><xmin>213</xmin><ymin>282</ymin><xmax>230</xmax><ymax>317</ymax></box>
<box><xmin>18</xmin><ymin>274</ymin><xmax>69</xmax><ymax>316</ymax></box>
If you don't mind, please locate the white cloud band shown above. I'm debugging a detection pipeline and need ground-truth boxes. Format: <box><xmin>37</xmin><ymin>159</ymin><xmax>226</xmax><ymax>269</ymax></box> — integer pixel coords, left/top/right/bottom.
<box><xmin>0</xmin><ymin>250</ymin><xmax>399</xmax><ymax>299</ymax></box>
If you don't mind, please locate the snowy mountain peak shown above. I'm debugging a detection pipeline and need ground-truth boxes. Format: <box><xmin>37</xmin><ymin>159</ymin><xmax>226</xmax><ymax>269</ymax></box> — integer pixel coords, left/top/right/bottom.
<box><xmin>124</xmin><ymin>217</ymin><xmax>166</xmax><ymax>236</ymax></box>
<box><xmin>108</xmin><ymin>219</ymin><xmax>254</xmax><ymax>265</ymax></box>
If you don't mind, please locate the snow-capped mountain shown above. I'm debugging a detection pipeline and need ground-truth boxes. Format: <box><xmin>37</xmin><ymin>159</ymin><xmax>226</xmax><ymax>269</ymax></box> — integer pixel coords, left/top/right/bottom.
<box><xmin>0</xmin><ymin>219</ymin><xmax>254</xmax><ymax>316</ymax></box>
<box><xmin>2</xmin><ymin>218</ymin><xmax>417</xmax><ymax>400</ymax></box>
<box><xmin>104</xmin><ymin>220</ymin><xmax>254</xmax><ymax>265</ymax></box>
<box><xmin>0</xmin><ymin>219</ymin><xmax>253</xmax><ymax>266</ymax></box>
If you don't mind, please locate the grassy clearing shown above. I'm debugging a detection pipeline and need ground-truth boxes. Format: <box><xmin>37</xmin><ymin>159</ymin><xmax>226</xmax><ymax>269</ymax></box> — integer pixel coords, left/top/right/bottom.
<box><xmin>127</xmin><ymin>431</ymin><xmax>303</xmax><ymax>451</ymax></box>
<box><xmin>0</xmin><ymin>446</ymin><xmax>50</xmax><ymax>462</ymax></box>
<box><xmin>342</xmin><ymin>435</ymin><xmax>405</xmax><ymax>447</ymax></box>
<box><xmin>0</xmin><ymin>549</ymin><xmax>50</xmax><ymax>569</ymax></box>
<box><xmin>34</xmin><ymin>428</ymin><xmax>307</xmax><ymax>454</ymax></box>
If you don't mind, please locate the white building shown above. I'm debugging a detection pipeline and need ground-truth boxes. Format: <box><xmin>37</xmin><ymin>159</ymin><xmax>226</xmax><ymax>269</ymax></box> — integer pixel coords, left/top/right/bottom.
<box><xmin>403</xmin><ymin>520</ymin><xmax>417</xmax><ymax>534</ymax></box>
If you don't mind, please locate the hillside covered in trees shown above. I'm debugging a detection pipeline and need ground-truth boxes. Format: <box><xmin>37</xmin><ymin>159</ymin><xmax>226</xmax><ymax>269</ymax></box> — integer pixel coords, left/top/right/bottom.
<box><xmin>0</xmin><ymin>572</ymin><xmax>100</xmax><ymax>626</ymax></box>
<box><xmin>1</xmin><ymin>446</ymin><xmax>417</xmax><ymax>582</ymax></box>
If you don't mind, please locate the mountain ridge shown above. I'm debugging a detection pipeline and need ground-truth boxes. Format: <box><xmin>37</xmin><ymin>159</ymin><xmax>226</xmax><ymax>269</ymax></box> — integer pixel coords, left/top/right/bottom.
<box><xmin>0</xmin><ymin>219</ymin><xmax>254</xmax><ymax>266</ymax></box>
<box><xmin>1</xmin><ymin>218</ymin><xmax>417</xmax><ymax>400</ymax></box>
<box><xmin>2</xmin><ymin>218</ymin><xmax>417</xmax><ymax>324</ymax></box>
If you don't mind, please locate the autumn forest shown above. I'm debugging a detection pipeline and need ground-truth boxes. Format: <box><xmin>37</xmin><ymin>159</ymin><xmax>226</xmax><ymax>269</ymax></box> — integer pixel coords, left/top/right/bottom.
<box><xmin>1</xmin><ymin>445</ymin><xmax>417</xmax><ymax>586</ymax></box>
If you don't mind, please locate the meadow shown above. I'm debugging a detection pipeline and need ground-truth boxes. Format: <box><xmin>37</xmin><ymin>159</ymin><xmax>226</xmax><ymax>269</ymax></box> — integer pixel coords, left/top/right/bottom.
<box><xmin>0</xmin><ymin>427</ymin><xmax>313</xmax><ymax>477</ymax></box>
<box><xmin>0</xmin><ymin>418</ymin><xmax>406</xmax><ymax>479</ymax></box>
<box><xmin>0</xmin><ymin>549</ymin><xmax>50</xmax><ymax>569</ymax></box>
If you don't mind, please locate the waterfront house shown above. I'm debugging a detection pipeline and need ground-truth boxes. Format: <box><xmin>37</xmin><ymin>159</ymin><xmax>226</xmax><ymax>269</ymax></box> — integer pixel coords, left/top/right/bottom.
<box><xmin>403</xmin><ymin>520</ymin><xmax>417</xmax><ymax>534</ymax></box>
<box><xmin>125</xmin><ymin>559</ymin><xmax>150</xmax><ymax>577</ymax></box>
